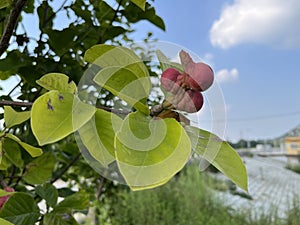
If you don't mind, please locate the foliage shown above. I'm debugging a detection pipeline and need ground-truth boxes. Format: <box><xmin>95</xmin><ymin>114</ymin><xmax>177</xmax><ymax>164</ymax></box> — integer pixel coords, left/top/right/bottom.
<box><xmin>108</xmin><ymin>165</ymin><xmax>298</xmax><ymax>225</ymax></box>
<box><xmin>0</xmin><ymin>0</ymin><xmax>248</xmax><ymax>224</ymax></box>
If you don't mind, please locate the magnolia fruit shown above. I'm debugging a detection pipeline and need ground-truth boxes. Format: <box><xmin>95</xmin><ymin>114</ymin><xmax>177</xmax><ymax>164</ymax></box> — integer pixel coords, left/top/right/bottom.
<box><xmin>179</xmin><ymin>50</ymin><xmax>214</xmax><ymax>91</ymax></box>
<box><xmin>0</xmin><ymin>187</ymin><xmax>14</xmax><ymax>208</ymax></box>
<box><xmin>161</xmin><ymin>68</ymin><xmax>181</xmax><ymax>92</ymax></box>
<box><xmin>175</xmin><ymin>90</ymin><xmax>204</xmax><ymax>113</ymax></box>
<box><xmin>184</xmin><ymin>63</ymin><xmax>214</xmax><ymax>91</ymax></box>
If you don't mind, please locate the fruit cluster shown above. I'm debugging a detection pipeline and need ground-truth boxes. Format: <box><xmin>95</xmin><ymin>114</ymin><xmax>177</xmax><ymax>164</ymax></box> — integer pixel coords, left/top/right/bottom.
<box><xmin>161</xmin><ymin>50</ymin><xmax>214</xmax><ymax>113</ymax></box>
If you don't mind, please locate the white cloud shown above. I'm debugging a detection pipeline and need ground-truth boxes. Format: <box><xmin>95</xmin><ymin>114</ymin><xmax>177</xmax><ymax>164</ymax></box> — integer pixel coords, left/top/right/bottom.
<box><xmin>216</xmin><ymin>68</ymin><xmax>239</xmax><ymax>83</ymax></box>
<box><xmin>210</xmin><ymin>0</ymin><xmax>300</xmax><ymax>49</ymax></box>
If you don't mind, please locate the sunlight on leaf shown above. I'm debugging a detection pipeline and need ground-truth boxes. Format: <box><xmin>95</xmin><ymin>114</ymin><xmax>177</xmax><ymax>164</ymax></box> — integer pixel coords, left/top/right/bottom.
<box><xmin>4</xmin><ymin>106</ymin><xmax>30</xmax><ymax>128</ymax></box>
<box><xmin>31</xmin><ymin>91</ymin><xmax>95</xmax><ymax>146</ymax></box>
<box><xmin>185</xmin><ymin>126</ymin><xmax>248</xmax><ymax>191</ymax></box>
<box><xmin>78</xmin><ymin>108</ymin><xmax>122</xmax><ymax>167</ymax></box>
<box><xmin>36</xmin><ymin>73</ymin><xmax>77</xmax><ymax>94</ymax></box>
<box><xmin>115</xmin><ymin>111</ymin><xmax>191</xmax><ymax>190</ymax></box>
<box><xmin>6</xmin><ymin>133</ymin><xmax>42</xmax><ymax>157</ymax></box>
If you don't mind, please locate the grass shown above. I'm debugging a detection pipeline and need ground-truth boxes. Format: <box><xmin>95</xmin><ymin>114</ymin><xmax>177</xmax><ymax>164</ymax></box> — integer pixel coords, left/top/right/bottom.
<box><xmin>102</xmin><ymin>165</ymin><xmax>300</xmax><ymax>225</ymax></box>
<box><xmin>285</xmin><ymin>163</ymin><xmax>300</xmax><ymax>174</ymax></box>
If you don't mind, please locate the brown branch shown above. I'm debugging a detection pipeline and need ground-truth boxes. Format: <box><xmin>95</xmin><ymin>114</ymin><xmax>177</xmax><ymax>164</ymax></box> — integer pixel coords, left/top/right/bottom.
<box><xmin>0</xmin><ymin>100</ymin><xmax>130</xmax><ymax>115</ymax></box>
<box><xmin>0</xmin><ymin>0</ymin><xmax>28</xmax><ymax>57</ymax></box>
<box><xmin>0</xmin><ymin>100</ymin><xmax>33</xmax><ymax>107</ymax></box>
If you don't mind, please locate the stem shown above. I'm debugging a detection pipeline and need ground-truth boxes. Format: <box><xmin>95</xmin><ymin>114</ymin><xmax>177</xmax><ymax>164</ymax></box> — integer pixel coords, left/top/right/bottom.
<box><xmin>7</xmin><ymin>80</ymin><xmax>22</xmax><ymax>96</ymax></box>
<box><xmin>0</xmin><ymin>0</ymin><xmax>28</xmax><ymax>57</ymax></box>
<box><xmin>50</xmin><ymin>152</ymin><xmax>81</xmax><ymax>184</ymax></box>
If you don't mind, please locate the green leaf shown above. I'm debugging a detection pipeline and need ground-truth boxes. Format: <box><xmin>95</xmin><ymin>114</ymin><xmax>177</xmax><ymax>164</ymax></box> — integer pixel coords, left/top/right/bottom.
<box><xmin>78</xmin><ymin>109</ymin><xmax>122</xmax><ymax>167</ymax></box>
<box><xmin>22</xmin><ymin>152</ymin><xmax>56</xmax><ymax>185</ymax></box>
<box><xmin>48</xmin><ymin>28</ymin><xmax>76</xmax><ymax>55</ymax></box>
<box><xmin>0</xmin><ymin>0</ymin><xmax>9</xmax><ymax>10</ymax></box>
<box><xmin>4</xmin><ymin>106</ymin><xmax>30</xmax><ymax>128</ymax></box>
<box><xmin>123</xmin><ymin>3</ymin><xmax>165</xmax><ymax>30</ymax></box>
<box><xmin>84</xmin><ymin>44</ymin><xmax>149</xmax><ymax>78</ymax></box>
<box><xmin>31</xmin><ymin>90</ymin><xmax>96</xmax><ymax>146</ymax></box>
<box><xmin>185</xmin><ymin>126</ymin><xmax>248</xmax><ymax>191</ymax></box>
<box><xmin>37</xmin><ymin>1</ymin><xmax>54</xmax><ymax>30</ymax></box>
<box><xmin>36</xmin><ymin>73</ymin><xmax>77</xmax><ymax>94</ymax></box>
<box><xmin>0</xmin><ymin>218</ymin><xmax>14</xmax><ymax>225</ymax></box>
<box><xmin>115</xmin><ymin>111</ymin><xmax>191</xmax><ymax>190</ymax></box>
<box><xmin>0</xmin><ymin>193</ymin><xmax>40</xmax><ymax>225</ymax></box>
<box><xmin>54</xmin><ymin>191</ymin><xmax>89</xmax><ymax>212</ymax></box>
<box><xmin>0</xmin><ymin>140</ymin><xmax>3</xmax><ymax>165</ymax></box>
<box><xmin>156</xmin><ymin>50</ymin><xmax>184</xmax><ymax>73</ymax></box>
<box><xmin>6</xmin><ymin>133</ymin><xmax>43</xmax><ymax>157</ymax></box>
<box><xmin>2</xmin><ymin>138</ymin><xmax>24</xmax><ymax>168</ymax></box>
<box><xmin>94</xmin><ymin>66</ymin><xmax>151</xmax><ymax>114</ymax></box>
<box><xmin>0</xmin><ymin>155</ymin><xmax>10</xmax><ymax>170</ymax></box>
<box><xmin>0</xmin><ymin>189</ymin><xmax>15</xmax><ymax>198</ymax></box>
<box><xmin>43</xmin><ymin>212</ymin><xmax>79</xmax><ymax>225</ymax></box>
<box><xmin>130</xmin><ymin>0</ymin><xmax>146</xmax><ymax>10</ymax></box>
<box><xmin>85</xmin><ymin>44</ymin><xmax>151</xmax><ymax>114</ymax></box>
<box><xmin>36</xmin><ymin>183</ymin><xmax>58</xmax><ymax>207</ymax></box>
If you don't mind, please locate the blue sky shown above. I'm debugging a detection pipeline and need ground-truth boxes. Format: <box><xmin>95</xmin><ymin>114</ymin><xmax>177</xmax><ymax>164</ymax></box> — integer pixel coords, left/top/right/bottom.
<box><xmin>130</xmin><ymin>0</ymin><xmax>300</xmax><ymax>141</ymax></box>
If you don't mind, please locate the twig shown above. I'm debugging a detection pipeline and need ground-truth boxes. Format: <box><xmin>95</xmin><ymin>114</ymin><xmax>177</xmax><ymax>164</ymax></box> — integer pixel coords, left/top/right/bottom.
<box><xmin>0</xmin><ymin>100</ymin><xmax>130</xmax><ymax>115</ymax></box>
<box><xmin>0</xmin><ymin>0</ymin><xmax>28</xmax><ymax>57</ymax></box>
<box><xmin>50</xmin><ymin>152</ymin><xmax>81</xmax><ymax>184</ymax></box>
<box><xmin>0</xmin><ymin>100</ymin><xmax>33</xmax><ymax>107</ymax></box>
<box><xmin>7</xmin><ymin>80</ymin><xmax>22</xmax><ymax>96</ymax></box>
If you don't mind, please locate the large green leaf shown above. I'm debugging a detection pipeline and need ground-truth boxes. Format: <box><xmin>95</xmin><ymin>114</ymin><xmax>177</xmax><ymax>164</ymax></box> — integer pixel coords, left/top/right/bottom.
<box><xmin>22</xmin><ymin>152</ymin><xmax>56</xmax><ymax>185</ymax></box>
<box><xmin>31</xmin><ymin>90</ymin><xmax>95</xmax><ymax>146</ymax></box>
<box><xmin>94</xmin><ymin>66</ymin><xmax>151</xmax><ymax>114</ymax></box>
<box><xmin>0</xmin><ymin>218</ymin><xmax>14</xmax><ymax>225</ymax></box>
<box><xmin>185</xmin><ymin>126</ymin><xmax>248</xmax><ymax>191</ymax></box>
<box><xmin>78</xmin><ymin>109</ymin><xmax>122</xmax><ymax>167</ymax></box>
<box><xmin>115</xmin><ymin>112</ymin><xmax>191</xmax><ymax>190</ymax></box>
<box><xmin>54</xmin><ymin>191</ymin><xmax>89</xmax><ymax>212</ymax></box>
<box><xmin>0</xmin><ymin>193</ymin><xmax>40</xmax><ymax>225</ymax></box>
<box><xmin>85</xmin><ymin>44</ymin><xmax>151</xmax><ymax>114</ymax></box>
<box><xmin>6</xmin><ymin>133</ymin><xmax>43</xmax><ymax>157</ymax></box>
<box><xmin>2</xmin><ymin>138</ymin><xmax>23</xmax><ymax>168</ymax></box>
<box><xmin>130</xmin><ymin>0</ymin><xmax>146</xmax><ymax>10</ymax></box>
<box><xmin>4</xmin><ymin>106</ymin><xmax>30</xmax><ymax>128</ymax></box>
<box><xmin>36</xmin><ymin>183</ymin><xmax>58</xmax><ymax>207</ymax></box>
<box><xmin>36</xmin><ymin>73</ymin><xmax>77</xmax><ymax>94</ymax></box>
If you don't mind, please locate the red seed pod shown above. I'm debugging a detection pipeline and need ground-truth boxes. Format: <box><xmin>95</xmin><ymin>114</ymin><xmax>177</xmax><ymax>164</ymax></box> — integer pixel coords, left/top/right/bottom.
<box><xmin>175</xmin><ymin>90</ymin><xmax>204</xmax><ymax>113</ymax></box>
<box><xmin>161</xmin><ymin>68</ymin><xmax>181</xmax><ymax>92</ymax></box>
<box><xmin>185</xmin><ymin>62</ymin><xmax>214</xmax><ymax>91</ymax></box>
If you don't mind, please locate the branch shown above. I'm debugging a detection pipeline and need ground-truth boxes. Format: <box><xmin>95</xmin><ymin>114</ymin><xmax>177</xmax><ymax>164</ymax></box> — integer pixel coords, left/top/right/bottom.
<box><xmin>50</xmin><ymin>152</ymin><xmax>81</xmax><ymax>184</ymax></box>
<box><xmin>0</xmin><ymin>0</ymin><xmax>28</xmax><ymax>57</ymax></box>
<box><xmin>0</xmin><ymin>100</ymin><xmax>130</xmax><ymax>115</ymax></box>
